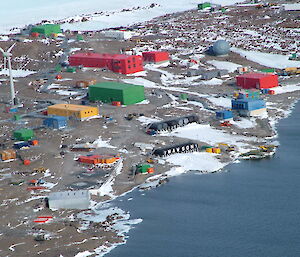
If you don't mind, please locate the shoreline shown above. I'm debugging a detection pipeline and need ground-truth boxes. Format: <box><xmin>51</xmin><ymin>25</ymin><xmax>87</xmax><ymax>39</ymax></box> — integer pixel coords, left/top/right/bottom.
<box><xmin>77</xmin><ymin>93</ymin><xmax>300</xmax><ymax>257</ymax></box>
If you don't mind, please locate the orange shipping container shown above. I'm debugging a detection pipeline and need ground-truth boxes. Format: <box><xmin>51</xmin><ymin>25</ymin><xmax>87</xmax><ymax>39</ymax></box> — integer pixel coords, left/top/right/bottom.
<box><xmin>0</xmin><ymin>149</ymin><xmax>16</xmax><ymax>161</ymax></box>
<box><xmin>268</xmin><ymin>90</ymin><xmax>275</xmax><ymax>95</ymax></box>
<box><xmin>147</xmin><ymin>167</ymin><xmax>155</xmax><ymax>174</ymax></box>
<box><xmin>24</xmin><ymin>159</ymin><xmax>31</xmax><ymax>165</ymax></box>
<box><xmin>78</xmin><ymin>155</ymin><xmax>118</xmax><ymax>165</ymax></box>
<box><xmin>212</xmin><ymin>148</ymin><xmax>221</xmax><ymax>154</ymax></box>
<box><xmin>205</xmin><ymin>148</ymin><xmax>213</xmax><ymax>153</ymax></box>
<box><xmin>31</xmin><ymin>140</ymin><xmax>39</xmax><ymax>146</ymax></box>
<box><xmin>112</xmin><ymin>101</ymin><xmax>121</xmax><ymax>106</ymax></box>
<box><xmin>27</xmin><ymin>186</ymin><xmax>46</xmax><ymax>191</ymax></box>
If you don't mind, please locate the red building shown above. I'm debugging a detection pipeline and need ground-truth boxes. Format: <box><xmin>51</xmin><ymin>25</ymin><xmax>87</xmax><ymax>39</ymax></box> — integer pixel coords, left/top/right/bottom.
<box><xmin>142</xmin><ymin>51</ymin><xmax>170</xmax><ymax>63</ymax></box>
<box><xmin>236</xmin><ymin>73</ymin><xmax>278</xmax><ymax>89</ymax></box>
<box><xmin>69</xmin><ymin>53</ymin><xmax>143</xmax><ymax>74</ymax></box>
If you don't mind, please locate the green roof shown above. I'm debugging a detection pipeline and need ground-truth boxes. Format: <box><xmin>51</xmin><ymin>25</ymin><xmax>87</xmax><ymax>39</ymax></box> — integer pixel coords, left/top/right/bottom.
<box><xmin>90</xmin><ymin>82</ymin><xmax>144</xmax><ymax>90</ymax></box>
<box><xmin>31</xmin><ymin>24</ymin><xmax>61</xmax><ymax>35</ymax></box>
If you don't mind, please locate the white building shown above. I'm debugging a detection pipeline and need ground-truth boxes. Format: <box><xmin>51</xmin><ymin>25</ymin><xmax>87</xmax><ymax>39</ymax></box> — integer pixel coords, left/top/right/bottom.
<box><xmin>48</xmin><ymin>190</ymin><xmax>90</xmax><ymax>210</ymax></box>
<box><xmin>282</xmin><ymin>4</ymin><xmax>300</xmax><ymax>11</ymax></box>
<box><xmin>102</xmin><ymin>30</ymin><xmax>134</xmax><ymax>40</ymax></box>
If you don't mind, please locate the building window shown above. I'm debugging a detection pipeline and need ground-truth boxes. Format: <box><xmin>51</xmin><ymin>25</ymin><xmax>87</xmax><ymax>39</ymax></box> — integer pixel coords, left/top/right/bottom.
<box><xmin>128</xmin><ymin>65</ymin><xmax>131</xmax><ymax>69</ymax></box>
<box><xmin>128</xmin><ymin>60</ymin><xmax>131</xmax><ymax>63</ymax></box>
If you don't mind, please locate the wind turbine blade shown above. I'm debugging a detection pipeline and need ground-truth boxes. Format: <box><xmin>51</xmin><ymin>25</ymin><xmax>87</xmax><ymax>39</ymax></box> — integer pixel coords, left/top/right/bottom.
<box><xmin>4</xmin><ymin>56</ymin><xmax>7</xmax><ymax>69</ymax></box>
<box><xmin>0</xmin><ymin>47</ymin><xmax>5</xmax><ymax>55</ymax></box>
<box><xmin>7</xmin><ymin>43</ymin><xmax>16</xmax><ymax>53</ymax></box>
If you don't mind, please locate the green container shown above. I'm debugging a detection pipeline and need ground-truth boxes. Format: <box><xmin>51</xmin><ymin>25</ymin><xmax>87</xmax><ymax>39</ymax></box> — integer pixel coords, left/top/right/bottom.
<box><xmin>55</xmin><ymin>64</ymin><xmax>62</xmax><ymax>72</ymax></box>
<box><xmin>198</xmin><ymin>2</ymin><xmax>211</xmax><ymax>10</ymax></box>
<box><xmin>245</xmin><ymin>90</ymin><xmax>260</xmax><ymax>99</ymax></box>
<box><xmin>66</xmin><ymin>67</ymin><xmax>76</xmax><ymax>73</ymax></box>
<box><xmin>260</xmin><ymin>68</ymin><xmax>275</xmax><ymax>73</ymax></box>
<box><xmin>221</xmin><ymin>7</ymin><xmax>226</xmax><ymax>12</ymax></box>
<box><xmin>13</xmin><ymin>128</ymin><xmax>34</xmax><ymax>141</ymax></box>
<box><xmin>201</xmin><ymin>145</ymin><xmax>212</xmax><ymax>150</ymax></box>
<box><xmin>180</xmin><ymin>93</ymin><xmax>188</xmax><ymax>101</ymax></box>
<box><xmin>77</xmin><ymin>34</ymin><xmax>84</xmax><ymax>41</ymax></box>
<box><xmin>137</xmin><ymin>164</ymin><xmax>151</xmax><ymax>174</ymax></box>
<box><xmin>89</xmin><ymin>82</ymin><xmax>145</xmax><ymax>105</ymax></box>
<box><xmin>31</xmin><ymin>24</ymin><xmax>61</xmax><ymax>36</ymax></box>
<box><xmin>14</xmin><ymin>114</ymin><xmax>21</xmax><ymax>121</ymax></box>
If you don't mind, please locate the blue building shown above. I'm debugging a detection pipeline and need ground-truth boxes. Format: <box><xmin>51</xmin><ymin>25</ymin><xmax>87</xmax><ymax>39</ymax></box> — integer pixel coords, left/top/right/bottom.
<box><xmin>232</xmin><ymin>98</ymin><xmax>266</xmax><ymax>117</ymax></box>
<box><xmin>216</xmin><ymin>110</ymin><xmax>233</xmax><ymax>120</ymax></box>
<box><xmin>43</xmin><ymin>116</ymin><xmax>67</xmax><ymax>129</ymax></box>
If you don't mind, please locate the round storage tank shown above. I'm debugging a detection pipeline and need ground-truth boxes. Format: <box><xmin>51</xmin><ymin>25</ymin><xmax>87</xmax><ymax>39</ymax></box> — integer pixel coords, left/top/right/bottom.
<box><xmin>212</xmin><ymin>40</ymin><xmax>230</xmax><ymax>56</ymax></box>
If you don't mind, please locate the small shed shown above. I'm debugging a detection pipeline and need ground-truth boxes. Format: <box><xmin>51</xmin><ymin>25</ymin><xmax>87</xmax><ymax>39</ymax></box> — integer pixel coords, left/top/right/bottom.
<box><xmin>198</xmin><ymin>2</ymin><xmax>211</xmax><ymax>10</ymax></box>
<box><xmin>89</xmin><ymin>82</ymin><xmax>145</xmax><ymax>105</ymax></box>
<box><xmin>236</xmin><ymin>73</ymin><xmax>278</xmax><ymax>89</ymax></box>
<box><xmin>142</xmin><ymin>51</ymin><xmax>170</xmax><ymax>63</ymax></box>
<box><xmin>237</xmin><ymin>90</ymin><xmax>260</xmax><ymax>100</ymax></box>
<box><xmin>48</xmin><ymin>190</ymin><xmax>90</xmax><ymax>210</ymax></box>
<box><xmin>43</xmin><ymin>116</ymin><xmax>67</xmax><ymax>129</ymax></box>
<box><xmin>136</xmin><ymin>164</ymin><xmax>151</xmax><ymax>174</ymax></box>
<box><xmin>201</xmin><ymin>70</ymin><xmax>228</xmax><ymax>80</ymax></box>
<box><xmin>31</xmin><ymin>24</ymin><xmax>61</xmax><ymax>36</ymax></box>
<box><xmin>102</xmin><ymin>30</ymin><xmax>133</xmax><ymax>40</ymax></box>
<box><xmin>75</xmin><ymin>79</ymin><xmax>96</xmax><ymax>88</ymax></box>
<box><xmin>13</xmin><ymin>128</ymin><xmax>34</xmax><ymax>141</ymax></box>
<box><xmin>187</xmin><ymin>69</ymin><xmax>227</xmax><ymax>79</ymax></box>
<box><xmin>216</xmin><ymin>110</ymin><xmax>233</xmax><ymax>120</ymax></box>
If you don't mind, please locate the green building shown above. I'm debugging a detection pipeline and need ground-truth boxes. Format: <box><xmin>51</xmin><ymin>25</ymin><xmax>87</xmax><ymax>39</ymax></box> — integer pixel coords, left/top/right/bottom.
<box><xmin>198</xmin><ymin>2</ymin><xmax>211</xmax><ymax>10</ymax></box>
<box><xmin>13</xmin><ymin>128</ymin><xmax>34</xmax><ymax>141</ymax></box>
<box><xmin>88</xmin><ymin>82</ymin><xmax>145</xmax><ymax>105</ymax></box>
<box><xmin>31</xmin><ymin>24</ymin><xmax>61</xmax><ymax>36</ymax></box>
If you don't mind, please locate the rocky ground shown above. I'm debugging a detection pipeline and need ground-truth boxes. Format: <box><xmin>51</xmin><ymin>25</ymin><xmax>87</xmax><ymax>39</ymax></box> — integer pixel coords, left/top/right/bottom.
<box><xmin>0</xmin><ymin>2</ymin><xmax>300</xmax><ymax>256</ymax></box>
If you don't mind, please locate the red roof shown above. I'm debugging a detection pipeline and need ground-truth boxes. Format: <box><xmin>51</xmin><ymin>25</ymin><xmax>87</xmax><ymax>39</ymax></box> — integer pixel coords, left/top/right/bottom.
<box><xmin>70</xmin><ymin>52</ymin><xmax>140</xmax><ymax>60</ymax></box>
<box><xmin>237</xmin><ymin>73</ymin><xmax>275</xmax><ymax>79</ymax></box>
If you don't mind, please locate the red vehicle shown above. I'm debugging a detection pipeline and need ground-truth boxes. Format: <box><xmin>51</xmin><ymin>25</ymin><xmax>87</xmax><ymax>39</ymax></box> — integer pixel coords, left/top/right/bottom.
<box><xmin>220</xmin><ymin>121</ymin><xmax>232</xmax><ymax>127</ymax></box>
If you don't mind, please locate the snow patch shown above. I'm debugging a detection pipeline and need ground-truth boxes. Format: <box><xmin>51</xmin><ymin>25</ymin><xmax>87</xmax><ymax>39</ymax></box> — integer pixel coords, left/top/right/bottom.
<box><xmin>231</xmin><ymin>47</ymin><xmax>300</xmax><ymax>69</ymax></box>
<box><xmin>166</xmin><ymin>152</ymin><xmax>225</xmax><ymax>172</ymax></box>
<box><xmin>207</xmin><ymin>60</ymin><xmax>242</xmax><ymax>73</ymax></box>
<box><xmin>0</xmin><ymin>69</ymin><xmax>36</xmax><ymax>78</ymax></box>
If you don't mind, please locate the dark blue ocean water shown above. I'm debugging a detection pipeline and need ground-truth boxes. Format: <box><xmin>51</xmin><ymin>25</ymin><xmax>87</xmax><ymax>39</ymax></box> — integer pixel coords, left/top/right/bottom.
<box><xmin>108</xmin><ymin>102</ymin><xmax>300</xmax><ymax>257</ymax></box>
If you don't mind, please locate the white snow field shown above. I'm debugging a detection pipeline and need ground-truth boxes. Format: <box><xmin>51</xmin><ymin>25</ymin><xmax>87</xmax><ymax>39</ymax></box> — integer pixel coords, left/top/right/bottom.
<box><xmin>1</xmin><ymin>0</ymin><xmax>241</xmax><ymax>34</ymax></box>
<box><xmin>231</xmin><ymin>47</ymin><xmax>300</xmax><ymax>69</ymax></box>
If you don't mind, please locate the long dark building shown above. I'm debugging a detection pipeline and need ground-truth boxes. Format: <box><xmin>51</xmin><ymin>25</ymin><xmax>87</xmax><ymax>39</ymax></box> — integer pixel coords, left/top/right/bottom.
<box><xmin>146</xmin><ymin>115</ymin><xmax>199</xmax><ymax>134</ymax></box>
<box><xmin>152</xmin><ymin>142</ymin><xmax>199</xmax><ymax>157</ymax></box>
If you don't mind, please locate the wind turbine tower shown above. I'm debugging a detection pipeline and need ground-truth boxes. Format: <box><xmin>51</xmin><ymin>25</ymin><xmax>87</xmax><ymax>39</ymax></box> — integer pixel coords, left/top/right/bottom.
<box><xmin>0</xmin><ymin>43</ymin><xmax>16</xmax><ymax>106</ymax></box>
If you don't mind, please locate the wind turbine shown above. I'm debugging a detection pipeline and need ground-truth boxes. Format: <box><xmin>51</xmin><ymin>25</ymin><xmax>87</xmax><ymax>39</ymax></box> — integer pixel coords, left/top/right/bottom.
<box><xmin>0</xmin><ymin>43</ymin><xmax>16</xmax><ymax>106</ymax></box>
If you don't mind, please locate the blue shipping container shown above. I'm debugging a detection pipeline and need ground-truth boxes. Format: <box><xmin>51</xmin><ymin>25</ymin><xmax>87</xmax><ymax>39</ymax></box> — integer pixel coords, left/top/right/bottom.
<box><xmin>43</xmin><ymin>116</ymin><xmax>67</xmax><ymax>129</ymax></box>
<box><xmin>216</xmin><ymin>110</ymin><xmax>233</xmax><ymax>120</ymax></box>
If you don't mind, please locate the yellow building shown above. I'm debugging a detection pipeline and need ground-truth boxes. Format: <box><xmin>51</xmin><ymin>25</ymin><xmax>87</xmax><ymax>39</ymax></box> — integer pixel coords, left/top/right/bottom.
<box><xmin>47</xmin><ymin>104</ymin><xmax>99</xmax><ymax>120</ymax></box>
